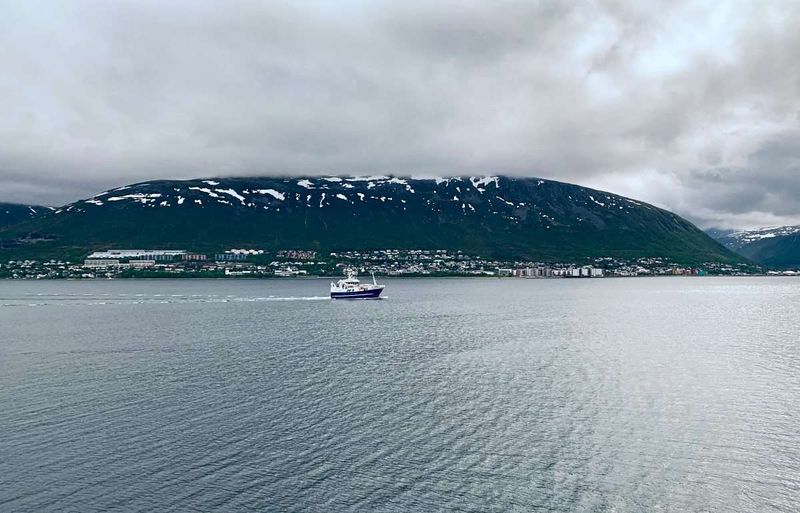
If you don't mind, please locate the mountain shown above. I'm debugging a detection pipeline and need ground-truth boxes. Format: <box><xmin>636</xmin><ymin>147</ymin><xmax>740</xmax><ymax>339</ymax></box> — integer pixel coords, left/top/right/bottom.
<box><xmin>0</xmin><ymin>203</ymin><xmax>49</xmax><ymax>228</ymax></box>
<box><xmin>0</xmin><ymin>175</ymin><xmax>742</xmax><ymax>264</ymax></box>
<box><xmin>710</xmin><ymin>225</ymin><xmax>800</xmax><ymax>268</ymax></box>
<box><xmin>703</xmin><ymin>227</ymin><xmax>734</xmax><ymax>241</ymax></box>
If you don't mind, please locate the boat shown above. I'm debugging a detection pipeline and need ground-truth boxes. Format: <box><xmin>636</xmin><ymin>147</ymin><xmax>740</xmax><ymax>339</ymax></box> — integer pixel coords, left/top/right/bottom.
<box><xmin>330</xmin><ymin>271</ymin><xmax>385</xmax><ymax>299</ymax></box>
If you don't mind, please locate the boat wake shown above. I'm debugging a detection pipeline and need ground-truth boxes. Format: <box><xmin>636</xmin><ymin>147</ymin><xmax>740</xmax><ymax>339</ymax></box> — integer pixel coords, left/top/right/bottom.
<box><xmin>0</xmin><ymin>295</ymin><xmax>333</xmax><ymax>307</ymax></box>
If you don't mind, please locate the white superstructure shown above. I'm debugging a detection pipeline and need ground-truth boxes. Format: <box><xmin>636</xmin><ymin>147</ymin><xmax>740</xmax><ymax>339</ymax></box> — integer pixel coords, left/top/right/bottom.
<box><xmin>330</xmin><ymin>271</ymin><xmax>385</xmax><ymax>299</ymax></box>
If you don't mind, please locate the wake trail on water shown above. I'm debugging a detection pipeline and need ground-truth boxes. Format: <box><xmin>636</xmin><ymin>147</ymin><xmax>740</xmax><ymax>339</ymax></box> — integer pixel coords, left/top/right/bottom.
<box><xmin>0</xmin><ymin>295</ymin><xmax>332</xmax><ymax>307</ymax></box>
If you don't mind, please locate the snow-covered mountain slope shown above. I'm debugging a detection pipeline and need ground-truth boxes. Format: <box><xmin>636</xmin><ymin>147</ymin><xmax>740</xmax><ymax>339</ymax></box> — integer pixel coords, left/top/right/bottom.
<box><xmin>57</xmin><ymin>175</ymin><xmax>642</xmax><ymax>218</ymax></box>
<box><xmin>717</xmin><ymin>226</ymin><xmax>800</xmax><ymax>250</ymax></box>
<box><xmin>1</xmin><ymin>175</ymin><xmax>741</xmax><ymax>263</ymax></box>
<box><xmin>711</xmin><ymin>225</ymin><xmax>800</xmax><ymax>267</ymax></box>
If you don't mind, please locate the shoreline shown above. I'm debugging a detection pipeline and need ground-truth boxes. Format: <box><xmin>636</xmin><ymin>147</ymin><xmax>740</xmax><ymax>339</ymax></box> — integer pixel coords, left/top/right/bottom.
<box><xmin>1</xmin><ymin>273</ymin><xmax>788</xmax><ymax>281</ymax></box>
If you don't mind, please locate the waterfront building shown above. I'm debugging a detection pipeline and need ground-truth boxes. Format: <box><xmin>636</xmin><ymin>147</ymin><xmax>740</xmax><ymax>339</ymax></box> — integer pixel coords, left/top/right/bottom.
<box><xmin>130</xmin><ymin>260</ymin><xmax>156</xmax><ymax>269</ymax></box>
<box><xmin>215</xmin><ymin>253</ymin><xmax>247</xmax><ymax>261</ymax></box>
<box><xmin>84</xmin><ymin>259</ymin><xmax>121</xmax><ymax>268</ymax></box>
<box><xmin>87</xmin><ymin>250</ymin><xmax>186</xmax><ymax>261</ymax></box>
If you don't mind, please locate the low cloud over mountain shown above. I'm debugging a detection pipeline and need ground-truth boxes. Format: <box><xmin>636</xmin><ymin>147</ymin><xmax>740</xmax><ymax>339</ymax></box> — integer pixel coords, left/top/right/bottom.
<box><xmin>1</xmin><ymin>1</ymin><xmax>798</xmax><ymax>229</ymax></box>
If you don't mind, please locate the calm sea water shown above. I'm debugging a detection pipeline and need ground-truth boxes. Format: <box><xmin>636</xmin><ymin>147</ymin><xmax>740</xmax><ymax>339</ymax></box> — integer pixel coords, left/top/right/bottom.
<box><xmin>1</xmin><ymin>277</ymin><xmax>799</xmax><ymax>512</ymax></box>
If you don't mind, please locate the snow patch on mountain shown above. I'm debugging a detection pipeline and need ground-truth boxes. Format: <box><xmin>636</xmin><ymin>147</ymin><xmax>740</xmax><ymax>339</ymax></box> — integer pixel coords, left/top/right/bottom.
<box><xmin>588</xmin><ymin>195</ymin><xmax>606</xmax><ymax>207</ymax></box>
<box><xmin>346</xmin><ymin>175</ymin><xmax>389</xmax><ymax>182</ymax></box>
<box><xmin>216</xmin><ymin>189</ymin><xmax>246</xmax><ymax>203</ymax></box>
<box><xmin>470</xmin><ymin>176</ymin><xmax>500</xmax><ymax>192</ymax></box>
<box><xmin>725</xmin><ymin>225</ymin><xmax>800</xmax><ymax>247</ymax></box>
<box><xmin>189</xmin><ymin>187</ymin><xmax>222</xmax><ymax>199</ymax></box>
<box><xmin>495</xmin><ymin>196</ymin><xmax>514</xmax><ymax>207</ymax></box>
<box><xmin>107</xmin><ymin>193</ymin><xmax>162</xmax><ymax>204</ymax></box>
<box><xmin>253</xmin><ymin>189</ymin><xmax>285</xmax><ymax>201</ymax></box>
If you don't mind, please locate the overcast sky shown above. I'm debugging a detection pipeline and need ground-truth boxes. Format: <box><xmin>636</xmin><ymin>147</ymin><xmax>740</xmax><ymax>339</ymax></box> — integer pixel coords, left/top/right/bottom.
<box><xmin>1</xmin><ymin>0</ymin><xmax>798</xmax><ymax>229</ymax></box>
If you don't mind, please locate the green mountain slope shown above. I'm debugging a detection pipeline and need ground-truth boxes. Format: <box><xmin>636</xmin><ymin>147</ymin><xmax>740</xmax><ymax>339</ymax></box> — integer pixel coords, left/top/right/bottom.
<box><xmin>0</xmin><ymin>203</ymin><xmax>48</xmax><ymax>228</ymax></box>
<box><xmin>0</xmin><ymin>176</ymin><xmax>743</xmax><ymax>264</ymax></box>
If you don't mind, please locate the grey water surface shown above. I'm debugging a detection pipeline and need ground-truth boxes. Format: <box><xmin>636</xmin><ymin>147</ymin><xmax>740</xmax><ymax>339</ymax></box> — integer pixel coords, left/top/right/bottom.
<box><xmin>1</xmin><ymin>277</ymin><xmax>799</xmax><ymax>512</ymax></box>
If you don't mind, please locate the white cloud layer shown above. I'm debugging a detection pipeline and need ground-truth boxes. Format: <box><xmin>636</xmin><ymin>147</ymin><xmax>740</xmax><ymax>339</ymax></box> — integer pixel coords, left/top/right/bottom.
<box><xmin>0</xmin><ymin>0</ymin><xmax>798</xmax><ymax>229</ymax></box>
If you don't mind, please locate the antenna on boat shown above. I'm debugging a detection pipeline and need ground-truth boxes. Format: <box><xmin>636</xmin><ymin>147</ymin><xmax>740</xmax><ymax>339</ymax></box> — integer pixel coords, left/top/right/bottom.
<box><xmin>372</xmin><ymin>272</ymin><xmax>377</xmax><ymax>286</ymax></box>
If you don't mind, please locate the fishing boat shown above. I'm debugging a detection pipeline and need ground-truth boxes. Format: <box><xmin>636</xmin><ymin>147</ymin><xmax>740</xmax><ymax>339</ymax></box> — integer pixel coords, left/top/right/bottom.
<box><xmin>330</xmin><ymin>271</ymin><xmax>385</xmax><ymax>299</ymax></box>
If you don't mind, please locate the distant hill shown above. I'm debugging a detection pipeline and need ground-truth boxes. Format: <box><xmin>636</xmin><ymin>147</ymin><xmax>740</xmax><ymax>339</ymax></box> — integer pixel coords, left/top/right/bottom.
<box><xmin>0</xmin><ymin>203</ymin><xmax>49</xmax><ymax>228</ymax></box>
<box><xmin>709</xmin><ymin>225</ymin><xmax>800</xmax><ymax>268</ymax></box>
<box><xmin>0</xmin><ymin>175</ymin><xmax>742</xmax><ymax>264</ymax></box>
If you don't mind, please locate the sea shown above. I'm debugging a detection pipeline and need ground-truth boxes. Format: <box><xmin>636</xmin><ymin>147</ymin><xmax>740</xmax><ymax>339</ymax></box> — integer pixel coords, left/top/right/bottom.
<box><xmin>1</xmin><ymin>277</ymin><xmax>799</xmax><ymax>512</ymax></box>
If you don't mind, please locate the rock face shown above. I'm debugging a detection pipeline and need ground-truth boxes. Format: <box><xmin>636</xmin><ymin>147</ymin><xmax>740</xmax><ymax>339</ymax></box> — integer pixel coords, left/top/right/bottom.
<box><xmin>711</xmin><ymin>226</ymin><xmax>800</xmax><ymax>268</ymax></box>
<box><xmin>0</xmin><ymin>175</ymin><xmax>741</xmax><ymax>263</ymax></box>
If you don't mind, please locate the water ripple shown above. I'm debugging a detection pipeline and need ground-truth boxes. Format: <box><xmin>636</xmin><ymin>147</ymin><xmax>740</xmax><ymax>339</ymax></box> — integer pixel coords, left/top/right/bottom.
<box><xmin>1</xmin><ymin>277</ymin><xmax>799</xmax><ymax>511</ymax></box>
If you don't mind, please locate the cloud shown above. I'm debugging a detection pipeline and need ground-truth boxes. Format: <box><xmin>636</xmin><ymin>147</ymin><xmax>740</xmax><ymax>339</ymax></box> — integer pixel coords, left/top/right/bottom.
<box><xmin>0</xmin><ymin>0</ymin><xmax>798</xmax><ymax>228</ymax></box>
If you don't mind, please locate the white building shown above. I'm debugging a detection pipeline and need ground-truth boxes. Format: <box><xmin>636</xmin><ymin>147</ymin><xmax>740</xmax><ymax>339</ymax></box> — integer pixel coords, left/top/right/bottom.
<box><xmin>130</xmin><ymin>260</ymin><xmax>156</xmax><ymax>269</ymax></box>
<box><xmin>87</xmin><ymin>250</ymin><xmax>186</xmax><ymax>260</ymax></box>
<box><xmin>84</xmin><ymin>259</ymin><xmax>121</xmax><ymax>268</ymax></box>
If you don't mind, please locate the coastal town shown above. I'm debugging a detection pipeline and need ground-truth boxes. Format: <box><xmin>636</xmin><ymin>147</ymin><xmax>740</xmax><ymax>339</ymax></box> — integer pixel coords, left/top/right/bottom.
<box><xmin>0</xmin><ymin>248</ymin><xmax>767</xmax><ymax>279</ymax></box>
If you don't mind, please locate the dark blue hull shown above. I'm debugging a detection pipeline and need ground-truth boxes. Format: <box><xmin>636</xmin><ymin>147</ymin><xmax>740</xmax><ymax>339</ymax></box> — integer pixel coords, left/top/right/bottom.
<box><xmin>331</xmin><ymin>287</ymin><xmax>384</xmax><ymax>299</ymax></box>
